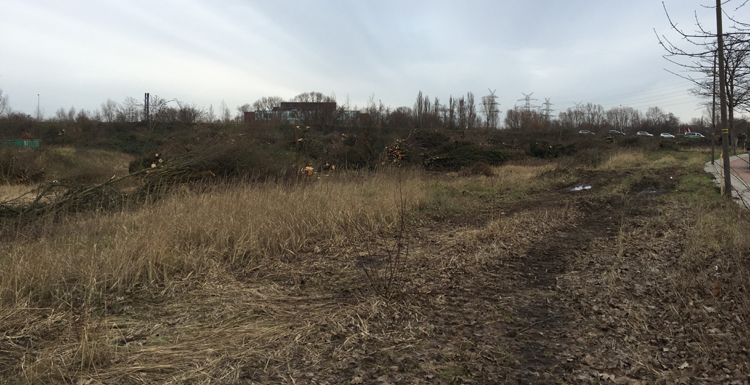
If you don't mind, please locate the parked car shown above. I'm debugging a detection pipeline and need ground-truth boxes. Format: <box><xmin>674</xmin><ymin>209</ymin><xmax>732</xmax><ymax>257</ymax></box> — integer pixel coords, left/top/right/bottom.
<box><xmin>636</xmin><ymin>131</ymin><xmax>653</xmax><ymax>137</ymax></box>
<box><xmin>607</xmin><ymin>130</ymin><xmax>626</xmax><ymax>136</ymax></box>
<box><xmin>660</xmin><ymin>133</ymin><xmax>675</xmax><ymax>138</ymax></box>
<box><xmin>578</xmin><ymin>130</ymin><xmax>594</xmax><ymax>135</ymax></box>
<box><xmin>684</xmin><ymin>132</ymin><xmax>705</xmax><ymax>138</ymax></box>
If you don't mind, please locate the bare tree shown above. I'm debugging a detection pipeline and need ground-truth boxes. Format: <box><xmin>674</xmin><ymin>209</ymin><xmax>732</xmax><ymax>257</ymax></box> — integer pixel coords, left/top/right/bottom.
<box><xmin>606</xmin><ymin>107</ymin><xmax>630</xmax><ymax>130</ymax></box>
<box><xmin>76</xmin><ymin>109</ymin><xmax>90</xmax><ymax>123</ymax></box>
<box><xmin>505</xmin><ymin>107</ymin><xmax>525</xmax><ymax>130</ymax></box>
<box><xmin>177</xmin><ymin>101</ymin><xmax>204</xmax><ymax>124</ymax></box>
<box><xmin>558</xmin><ymin>108</ymin><xmax>580</xmax><ymax>129</ymax></box>
<box><xmin>145</xmin><ymin>95</ymin><xmax>174</xmax><ymax>130</ymax></box>
<box><xmin>466</xmin><ymin>92</ymin><xmax>477</xmax><ymax>130</ymax></box>
<box><xmin>457</xmin><ymin>96</ymin><xmax>466</xmax><ymax>130</ymax></box>
<box><xmin>656</xmin><ymin>0</ymin><xmax>749</xmax><ymax>196</ymax></box>
<box><xmin>581</xmin><ymin>103</ymin><xmax>605</xmax><ymax>128</ymax></box>
<box><xmin>505</xmin><ymin>107</ymin><xmax>543</xmax><ymax>130</ymax></box>
<box><xmin>252</xmin><ymin>96</ymin><xmax>283</xmax><ymax>123</ymax></box>
<box><xmin>120</xmin><ymin>96</ymin><xmax>142</xmax><ymax>122</ymax></box>
<box><xmin>413</xmin><ymin>91</ymin><xmax>425</xmax><ymax>128</ymax></box>
<box><xmin>689</xmin><ymin>35</ymin><xmax>750</xmax><ymax>150</ymax></box>
<box><xmin>53</xmin><ymin>106</ymin><xmax>78</xmax><ymax>122</ymax></box>
<box><xmin>220</xmin><ymin>100</ymin><xmax>231</xmax><ymax>123</ymax></box>
<box><xmin>431</xmin><ymin>97</ymin><xmax>441</xmax><ymax>127</ymax></box>
<box><xmin>645</xmin><ymin>106</ymin><xmax>666</xmax><ymax>129</ymax></box>
<box><xmin>290</xmin><ymin>91</ymin><xmax>337</xmax><ymax>127</ymax></box>
<box><xmin>100</xmin><ymin>99</ymin><xmax>119</xmax><ymax>122</ymax></box>
<box><xmin>0</xmin><ymin>89</ymin><xmax>9</xmax><ymax>117</ymax></box>
<box><xmin>252</xmin><ymin>96</ymin><xmax>284</xmax><ymax>111</ymax></box>
<box><xmin>447</xmin><ymin>96</ymin><xmax>456</xmax><ymax>130</ymax></box>
<box><xmin>54</xmin><ymin>107</ymin><xmax>68</xmax><ymax>122</ymax></box>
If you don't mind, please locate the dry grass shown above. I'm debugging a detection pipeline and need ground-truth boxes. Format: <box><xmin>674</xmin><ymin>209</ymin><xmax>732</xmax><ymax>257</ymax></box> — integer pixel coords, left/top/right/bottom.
<box><xmin>682</xmin><ymin>201</ymin><xmax>750</xmax><ymax>311</ymax></box>
<box><xmin>455</xmin><ymin>205</ymin><xmax>579</xmax><ymax>261</ymax></box>
<box><xmin>0</xmin><ymin>183</ymin><xmax>42</xmax><ymax>203</ymax></box>
<box><xmin>597</xmin><ymin>150</ymin><xmax>646</xmax><ymax>170</ymax></box>
<box><xmin>0</xmin><ymin>169</ymin><xmax>428</xmax><ymax>307</ymax></box>
<box><xmin>0</xmin><ymin>163</ymin><xmax>557</xmax><ymax>309</ymax></box>
<box><xmin>0</xmin><ymin>163</ymin><xmax>567</xmax><ymax>383</ymax></box>
<box><xmin>650</xmin><ymin>154</ymin><xmax>679</xmax><ymax>168</ymax></box>
<box><xmin>491</xmin><ymin>164</ymin><xmax>552</xmax><ymax>187</ymax></box>
<box><xmin>6</xmin><ymin>150</ymin><xmax>749</xmax><ymax>383</ymax></box>
<box><xmin>444</xmin><ymin>164</ymin><xmax>552</xmax><ymax>194</ymax></box>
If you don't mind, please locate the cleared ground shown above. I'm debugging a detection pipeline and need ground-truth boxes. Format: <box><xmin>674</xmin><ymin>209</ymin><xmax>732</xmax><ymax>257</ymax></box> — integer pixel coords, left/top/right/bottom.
<box><xmin>1</xmin><ymin>148</ymin><xmax>749</xmax><ymax>384</ymax></box>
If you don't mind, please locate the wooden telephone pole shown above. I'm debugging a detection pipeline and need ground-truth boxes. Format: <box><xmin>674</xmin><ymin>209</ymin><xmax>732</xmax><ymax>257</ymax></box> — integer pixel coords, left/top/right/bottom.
<box><xmin>716</xmin><ymin>0</ymin><xmax>732</xmax><ymax>197</ymax></box>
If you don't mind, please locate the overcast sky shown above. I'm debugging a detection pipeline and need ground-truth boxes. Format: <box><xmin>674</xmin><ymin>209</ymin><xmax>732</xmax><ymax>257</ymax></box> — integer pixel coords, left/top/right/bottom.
<box><xmin>0</xmin><ymin>0</ymin><xmax>745</xmax><ymax>123</ymax></box>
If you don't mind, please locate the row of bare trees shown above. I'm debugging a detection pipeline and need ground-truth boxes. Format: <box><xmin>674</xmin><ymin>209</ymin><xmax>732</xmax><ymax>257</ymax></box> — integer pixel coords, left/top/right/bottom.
<box><xmin>656</xmin><ymin>0</ymin><xmax>749</xmax><ymax>197</ymax></box>
<box><xmin>657</xmin><ymin>0</ymin><xmax>749</xmax><ymax>152</ymax></box>
<box><xmin>504</xmin><ymin>104</ymin><xmax>684</xmax><ymax>133</ymax></box>
<box><xmin>0</xmin><ymin>91</ymin><xmax>255</xmax><ymax>126</ymax></box>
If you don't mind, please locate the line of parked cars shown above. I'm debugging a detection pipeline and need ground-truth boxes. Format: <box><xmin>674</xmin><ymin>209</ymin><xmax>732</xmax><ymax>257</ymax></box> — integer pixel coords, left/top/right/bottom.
<box><xmin>578</xmin><ymin>130</ymin><xmax>705</xmax><ymax>139</ymax></box>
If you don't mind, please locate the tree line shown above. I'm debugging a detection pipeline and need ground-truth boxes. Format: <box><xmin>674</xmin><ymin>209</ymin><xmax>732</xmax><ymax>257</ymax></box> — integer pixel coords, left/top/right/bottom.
<box><xmin>0</xmin><ymin>86</ymin><xmax>743</xmax><ymax>136</ymax></box>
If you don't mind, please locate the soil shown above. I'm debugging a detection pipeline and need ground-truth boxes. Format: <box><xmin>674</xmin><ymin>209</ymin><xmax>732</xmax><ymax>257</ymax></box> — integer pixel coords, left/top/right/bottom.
<box><xmin>238</xmin><ymin>166</ymin><xmax>748</xmax><ymax>384</ymax></box>
<box><xmin>3</xmin><ymin>165</ymin><xmax>750</xmax><ymax>384</ymax></box>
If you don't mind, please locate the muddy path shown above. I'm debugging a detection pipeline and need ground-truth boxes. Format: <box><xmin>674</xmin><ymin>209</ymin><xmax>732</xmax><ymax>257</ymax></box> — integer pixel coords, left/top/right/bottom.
<box><xmin>481</xmin><ymin>195</ymin><xmax>622</xmax><ymax>383</ymax></box>
<box><xmin>6</xmin><ymin>166</ymin><xmax>749</xmax><ymax>384</ymax></box>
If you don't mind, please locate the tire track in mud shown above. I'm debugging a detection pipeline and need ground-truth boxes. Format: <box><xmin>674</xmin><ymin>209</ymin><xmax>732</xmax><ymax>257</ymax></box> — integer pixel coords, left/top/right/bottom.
<box><xmin>503</xmin><ymin>200</ymin><xmax>618</xmax><ymax>384</ymax></box>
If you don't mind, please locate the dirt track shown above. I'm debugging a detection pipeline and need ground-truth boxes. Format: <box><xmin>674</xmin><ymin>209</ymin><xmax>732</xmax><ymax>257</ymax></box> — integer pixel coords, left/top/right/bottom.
<box><xmin>3</xmin><ymin>163</ymin><xmax>749</xmax><ymax>384</ymax></box>
<box><xmin>308</xmin><ymin>167</ymin><xmax>750</xmax><ymax>384</ymax></box>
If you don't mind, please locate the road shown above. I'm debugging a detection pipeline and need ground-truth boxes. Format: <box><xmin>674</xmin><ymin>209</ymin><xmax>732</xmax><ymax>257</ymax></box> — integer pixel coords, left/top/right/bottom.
<box><xmin>705</xmin><ymin>154</ymin><xmax>750</xmax><ymax>208</ymax></box>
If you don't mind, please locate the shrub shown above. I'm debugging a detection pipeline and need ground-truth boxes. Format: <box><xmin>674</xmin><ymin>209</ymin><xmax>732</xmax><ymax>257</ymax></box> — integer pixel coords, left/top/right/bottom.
<box><xmin>526</xmin><ymin>141</ymin><xmax>577</xmax><ymax>159</ymax></box>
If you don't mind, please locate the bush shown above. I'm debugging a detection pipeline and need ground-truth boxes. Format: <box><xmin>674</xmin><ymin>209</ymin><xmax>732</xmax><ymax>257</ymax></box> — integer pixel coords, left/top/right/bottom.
<box><xmin>527</xmin><ymin>141</ymin><xmax>577</xmax><ymax>159</ymax></box>
<box><xmin>0</xmin><ymin>149</ymin><xmax>44</xmax><ymax>184</ymax></box>
<box><xmin>424</xmin><ymin>142</ymin><xmax>507</xmax><ymax>171</ymax></box>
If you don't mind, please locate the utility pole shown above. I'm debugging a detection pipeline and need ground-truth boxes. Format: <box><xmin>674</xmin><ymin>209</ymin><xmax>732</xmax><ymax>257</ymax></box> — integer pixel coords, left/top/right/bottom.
<box><xmin>716</xmin><ymin>0</ymin><xmax>731</xmax><ymax>197</ymax></box>
<box><xmin>711</xmin><ymin>53</ymin><xmax>716</xmax><ymax>165</ymax></box>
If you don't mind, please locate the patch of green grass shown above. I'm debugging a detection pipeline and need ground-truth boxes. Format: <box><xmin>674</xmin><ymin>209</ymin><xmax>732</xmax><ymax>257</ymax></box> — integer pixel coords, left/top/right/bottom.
<box><xmin>416</xmin><ymin>183</ymin><xmax>467</xmax><ymax>219</ymax></box>
<box><xmin>674</xmin><ymin>173</ymin><xmax>722</xmax><ymax>205</ymax></box>
<box><xmin>417</xmin><ymin>179</ymin><xmax>503</xmax><ymax>219</ymax></box>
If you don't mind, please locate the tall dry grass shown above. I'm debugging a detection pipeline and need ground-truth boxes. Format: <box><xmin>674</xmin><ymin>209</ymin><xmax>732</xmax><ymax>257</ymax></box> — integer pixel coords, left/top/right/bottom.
<box><xmin>0</xmin><ymin>168</ymin><xmax>428</xmax><ymax>307</ymax></box>
<box><xmin>0</xmin><ymin>162</ymin><xmax>560</xmax><ymax>308</ymax></box>
<box><xmin>597</xmin><ymin>150</ymin><xmax>646</xmax><ymax>170</ymax></box>
<box><xmin>683</xmin><ymin>202</ymin><xmax>750</xmax><ymax>303</ymax></box>
<box><xmin>0</xmin><ymin>183</ymin><xmax>42</xmax><ymax>203</ymax></box>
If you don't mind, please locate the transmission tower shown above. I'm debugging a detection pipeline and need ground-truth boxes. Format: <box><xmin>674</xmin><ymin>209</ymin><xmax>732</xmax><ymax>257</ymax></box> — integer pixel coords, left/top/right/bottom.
<box><xmin>485</xmin><ymin>88</ymin><xmax>500</xmax><ymax>130</ymax></box>
<box><xmin>542</xmin><ymin>98</ymin><xmax>554</xmax><ymax>119</ymax></box>
<box><xmin>487</xmin><ymin>88</ymin><xmax>499</xmax><ymax>110</ymax></box>
<box><xmin>518</xmin><ymin>92</ymin><xmax>537</xmax><ymax>112</ymax></box>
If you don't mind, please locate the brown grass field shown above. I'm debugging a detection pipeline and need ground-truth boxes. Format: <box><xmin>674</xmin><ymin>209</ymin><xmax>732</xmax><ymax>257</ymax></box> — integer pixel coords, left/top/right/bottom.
<box><xmin>1</xmin><ymin>145</ymin><xmax>749</xmax><ymax>384</ymax></box>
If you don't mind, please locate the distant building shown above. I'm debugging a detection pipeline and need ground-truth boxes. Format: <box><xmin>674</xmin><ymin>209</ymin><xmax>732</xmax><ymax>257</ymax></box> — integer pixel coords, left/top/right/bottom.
<box><xmin>274</xmin><ymin>102</ymin><xmax>337</xmax><ymax>126</ymax></box>
<box><xmin>245</xmin><ymin>101</ymin><xmax>368</xmax><ymax>127</ymax></box>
